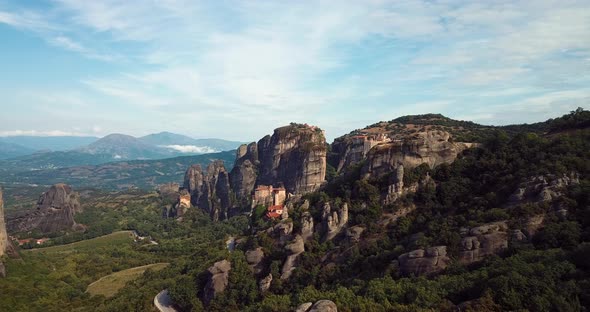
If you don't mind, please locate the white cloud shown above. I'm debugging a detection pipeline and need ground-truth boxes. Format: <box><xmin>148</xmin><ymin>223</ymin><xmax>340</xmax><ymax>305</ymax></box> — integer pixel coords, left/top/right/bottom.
<box><xmin>162</xmin><ymin>145</ymin><xmax>218</xmax><ymax>154</ymax></box>
<box><xmin>1</xmin><ymin>0</ymin><xmax>589</xmax><ymax>140</ymax></box>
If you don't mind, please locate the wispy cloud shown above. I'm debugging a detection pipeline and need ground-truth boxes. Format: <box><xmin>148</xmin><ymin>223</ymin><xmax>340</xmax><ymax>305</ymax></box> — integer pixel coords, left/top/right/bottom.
<box><xmin>0</xmin><ymin>0</ymin><xmax>589</xmax><ymax>141</ymax></box>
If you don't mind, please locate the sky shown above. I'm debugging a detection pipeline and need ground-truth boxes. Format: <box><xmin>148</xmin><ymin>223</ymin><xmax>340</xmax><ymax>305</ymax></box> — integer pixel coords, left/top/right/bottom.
<box><xmin>0</xmin><ymin>0</ymin><xmax>589</xmax><ymax>142</ymax></box>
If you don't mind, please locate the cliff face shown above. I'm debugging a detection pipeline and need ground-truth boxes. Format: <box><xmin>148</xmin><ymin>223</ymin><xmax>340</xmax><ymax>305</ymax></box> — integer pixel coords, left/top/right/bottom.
<box><xmin>229</xmin><ymin>142</ymin><xmax>259</xmax><ymax>200</ymax></box>
<box><xmin>258</xmin><ymin>125</ymin><xmax>327</xmax><ymax>194</ymax></box>
<box><xmin>8</xmin><ymin>183</ymin><xmax>81</xmax><ymax>233</ymax></box>
<box><xmin>361</xmin><ymin>130</ymin><xmax>473</xmax><ymax>178</ymax></box>
<box><xmin>230</xmin><ymin>124</ymin><xmax>327</xmax><ymax>199</ymax></box>
<box><xmin>0</xmin><ymin>188</ymin><xmax>8</xmax><ymax>257</ymax></box>
<box><xmin>183</xmin><ymin>161</ymin><xmax>232</xmax><ymax>221</ymax></box>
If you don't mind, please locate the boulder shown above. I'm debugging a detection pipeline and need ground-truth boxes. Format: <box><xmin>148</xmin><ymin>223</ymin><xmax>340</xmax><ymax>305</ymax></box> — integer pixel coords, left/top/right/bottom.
<box><xmin>296</xmin><ymin>302</ymin><xmax>314</xmax><ymax>312</ymax></box>
<box><xmin>203</xmin><ymin>260</ymin><xmax>231</xmax><ymax>305</ymax></box>
<box><xmin>459</xmin><ymin>222</ymin><xmax>508</xmax><ymax>265</ymax></box>
<box><xmin>346</xmin><ymin>226</ymin><xmax>365</xmax><ymax>243</ymax></box>
<box><xmin>281</xmin><ymin>235</ymin><xmax>305</xmax><ymax>280</ymax></box>
<box><xmin>245</xmin><ymin>247</ymin><xmax>265</xmax><ymax>274</ymax></box>
<box><xmin>259</xmin><ymin>273</ymin><xmax>272</xmax><ymax>292</ymax></box>
<box><xmin>309</xmin><ymin>300</ymin><xmax>338</xmax><ymax>312</ymax></box>
<box><xmin>398</xmin><ymin>246</ymin><xmax>450</xmax><ymax>276</ymax></box>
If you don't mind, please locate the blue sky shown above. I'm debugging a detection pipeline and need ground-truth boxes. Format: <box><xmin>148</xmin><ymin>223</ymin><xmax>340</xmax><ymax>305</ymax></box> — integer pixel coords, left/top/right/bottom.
<box><xmin>0</xmin><ymin>0</ymin><xmax>589</xmax><ymax>141</ymax></box>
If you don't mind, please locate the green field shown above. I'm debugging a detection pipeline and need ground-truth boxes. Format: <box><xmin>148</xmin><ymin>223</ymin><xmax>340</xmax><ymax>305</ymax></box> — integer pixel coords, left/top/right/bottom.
<box><xmin>86</xmin><ymin>263</ymin><xmax>170</xmax><ymax>298</ymax></box>
<box><xmin>27</xmin><ymin>230</ymin><xmax>134</xmax><ymax>253</ymax></box>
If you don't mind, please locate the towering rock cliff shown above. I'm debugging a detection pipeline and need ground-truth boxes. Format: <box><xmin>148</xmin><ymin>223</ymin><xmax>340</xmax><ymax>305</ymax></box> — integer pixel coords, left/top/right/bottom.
<box><xmin>0</xmin><ymin>189</ymin><xmax>8</xmax><ymax>255</ymax></box>
<box><xmin>183</xmin><ymin>161</ymin><xmax>232</xmax><ymax>221</ymax></box>
<box><xmin>229</xmin><ymin>142</ymin><xmax>259</xmax><ymax>201</ymax></box>
<box><xmin>0</xmin><ymin>188</ymin><xmax>7</xmax><ymax>277</ymax></box>
<box><xmin>230</xmin><ymin>124</ymin><xmax>327</xmax><ymax>200</ymax></box>
<box><xmin>8</xmin><ymin>184</ymin><xmax>81</xmax><ymax>233</ymax></box>
<box><xmin>361</xmin><ymin>130</ymin><xmax>473</xmax><ymax>178</ymax></box>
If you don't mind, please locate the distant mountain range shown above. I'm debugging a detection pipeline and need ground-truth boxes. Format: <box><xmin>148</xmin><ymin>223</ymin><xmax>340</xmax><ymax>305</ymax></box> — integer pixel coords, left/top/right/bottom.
<box><xmin>0</xmin><ymin>132</ymin><xmax>245</xmax><ymax>167</ymax></box>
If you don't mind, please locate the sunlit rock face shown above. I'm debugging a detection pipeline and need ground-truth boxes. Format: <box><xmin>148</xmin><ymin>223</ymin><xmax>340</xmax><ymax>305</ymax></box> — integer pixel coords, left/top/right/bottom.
<box><xmin>230</xmin><ymin>124</ymin><xmax>327</xmax><ymax>201</ymax></box>
<box><xmin>361</xmin><ymin>130</ymin><xmax>473</xmax><ymax>179</ymax></box>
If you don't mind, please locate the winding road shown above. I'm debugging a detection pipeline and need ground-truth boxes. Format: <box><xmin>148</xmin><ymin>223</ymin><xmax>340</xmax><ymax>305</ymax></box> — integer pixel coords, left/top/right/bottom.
<box><xmin>154</xmin><ymin>290</ymin><xmax>178</xmax><ymax>312</ymax></box>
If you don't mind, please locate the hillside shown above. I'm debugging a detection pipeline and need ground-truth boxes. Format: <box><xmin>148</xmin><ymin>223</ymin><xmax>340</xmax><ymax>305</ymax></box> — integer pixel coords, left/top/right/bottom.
<box><xmin>0</xmin><ymin>141</ymin><xmax>35</xmax><ymax>160</ymax></box>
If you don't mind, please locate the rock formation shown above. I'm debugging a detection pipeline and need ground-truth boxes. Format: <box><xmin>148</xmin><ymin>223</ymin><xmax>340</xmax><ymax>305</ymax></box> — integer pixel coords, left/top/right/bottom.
<box><xmin>245</xmin><ymin>247</ymin><xmax>265</xmax><ymax>274</ymax></box>
<box><xmin>0</xmin><ymin>188</ymin><xmax>8</xmax><ymax>257</ymax></box>
<box><xmin>259</xmin><ymin>273</ymin><xmax>272</xmax><ymax>292</ymax></box>
<box><xmin>229</xmin><ymin>142</ymin><xmax>259</xmax><ymax>201</ymax></box>
<box><xmin>509</xmin><ymin>173</ymin><xmax>579</xmax><ymax>205</ymax></box>
<box><xmin>459</xmin><ymin>221</ymin><xmax>508</xmax><ymax>265</ymax></box>
<box><xmin>183</xmin><ymin>161</ymin><xmax>232</xmax><ymax>221</ymax></box>
<box><xmin>384</xmin><ymin>165</ymin><xmax>405</xmax><ymax>204</ymax></box>
<box><xmin>345</xmin><ymin>226</ymin><xmax>365</xmax><ymax>243</ymax></box>
<box><xmin>281</xmin><ymin>235</ymin><xmax>305</xmax><ymax>280</ymax></box>
<box><xmin>361</xmin><ymin>130</ymin><xmax>473</xmax><ymax>179</ymax></box>
<box><xmin>203</xmin><ymin>259</ymin><xmax>231</xmax><ymax>305</ymax></box>
<box><xmin>0</xmin><ymin>188</ymin><xmax>8</xmax><ymax>277</ymax></box>
<box><xmin>8</xmin><ymin>184</ymin><xmax>81</xmax><ymax>233</ymax></box>
<box><xmin>398</xmin><ymin>246</ymin><xmax>450</xmax><ymax>276</ymax></box>
<box><xmin>320</xmin><ymin>202</ymin><xmax>349</xmax><ymax>241</ymax></box>
<box><xmin>296</xmin><ymin>300</ymin><xmax>338</xmax><ymax>312</ymax></box>
<box><xmin>331</xmin><ymin>132</ymin><xmax>391</xmax><ymax>173</ymax></box>
<box><xmin>301</xmin><ymin>211</ymin><xmax>314</xmax><ymax>241</ymax></box>
<box><xmin>230</xmin><ymin>124</ymin><xmax>327</xmax><ymax>198</ymax></box>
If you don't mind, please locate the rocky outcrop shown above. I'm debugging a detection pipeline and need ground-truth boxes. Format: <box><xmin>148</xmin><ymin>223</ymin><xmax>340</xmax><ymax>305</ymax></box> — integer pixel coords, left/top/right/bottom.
<box><xmin>297</xmin><ymin>300</ymin><xmax>338</xmax><ymax>312</ymax></box>
<box><xmin>8</xmin><ymin>184</ymin><xmax>81</xmax><ymax>233</ymax></box>
<box><xmin>245</xmin><ymin>247</ymin><xmax>265</xmax><ymax>274</ymax></box>
<box><xmin>509</xmin><ymin>173</ymin><xmax>579</xmax><ymax>205</ymax></box>
<box><xmin>331</xmin><ymin>133</ymin><xmax>391</xmax><ymax>173</ymax></box>
<box><xmin>320</xmin><ymin>202</ymin><xmax>349</xmax><ymax>241</ymax></box>
<box><xmin>231</xmin><ymin>124</ymin><xmax>327</xmax><ymax>197</ymax></box>
<box><xmin>259</xmin><ymin>273</ymin><xmax>272</xmax><ymax>292</ymax></box>
<box><xmin>459</xmin><ymin>222</ymin><xmax>508</xmax><ymax>265</ymax></box>
<box><xmin>203</xmin><ymin>260</ymin><xmax>231</xmax><ymax>305</ymax></box>
<box><xmin>398</xmin><ymin>246</ymin><xmax>450</xmax><ymax>276</ymax></box>
<box><xmin>229</xmin><ymin>142</ymin><xmax>259</xmax><ymax>201</ymax></box>
<box><xmin>183</xmin><ymin>161</ymin><xmax>232</xmax><ymax>221</ymax></box>
<box><xmin>384</xmin><ymin>165</ymin><xmax>405</xmax><ymax>204</ymax></box>
<box><xmin>361</xmin><ymin>130</ymin><xmax>472</xmax><ymax>179</ymax></box>
<box><xmin>281</xmin><ymin>235</ymin><xmax>305</xmax><ymax>280</ymax></box>
<box><xmin>267</xmin><ymin>220</ymin><xmax>294</xmax><ymax>244</ymax></box>
<box><xmin>0</xmin><ymin>188</ymin><xmax>7</xmax><ymax>277</ymax></box>
<box><xmin>0</xmin><ymin>188</ymin><xmax>8</xmax><ymax>258</ymax></box>
<box><xmin>301</xmin><ymin>211</ymin><xmax>314</xmax><ymax>241</ymax></box>
<box><xmin>346</xmin><ymin>226</ymin><xmax>365</xmax><ymax>243</ymax></box>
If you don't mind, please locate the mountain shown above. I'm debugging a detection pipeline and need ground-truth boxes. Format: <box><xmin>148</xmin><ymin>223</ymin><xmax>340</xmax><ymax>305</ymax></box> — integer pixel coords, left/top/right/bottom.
<box><xmin>0</xmin><ymin>141</ymin><xmax>35</xmax><ymax>160</ymax></box>
<box><xmin>78</xmin><ymin>133</ymin><xmax>174</xmax><ymax>160</ymax></box>
<box><xmin>0</xmin><ymin>136</ymin><xmax>98</xmax><ymax>151</ymax></box>
<box><xmin>139</xmin><ymin>132</ymin><xmax>245</xmax><ymax>153</ymax></box>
